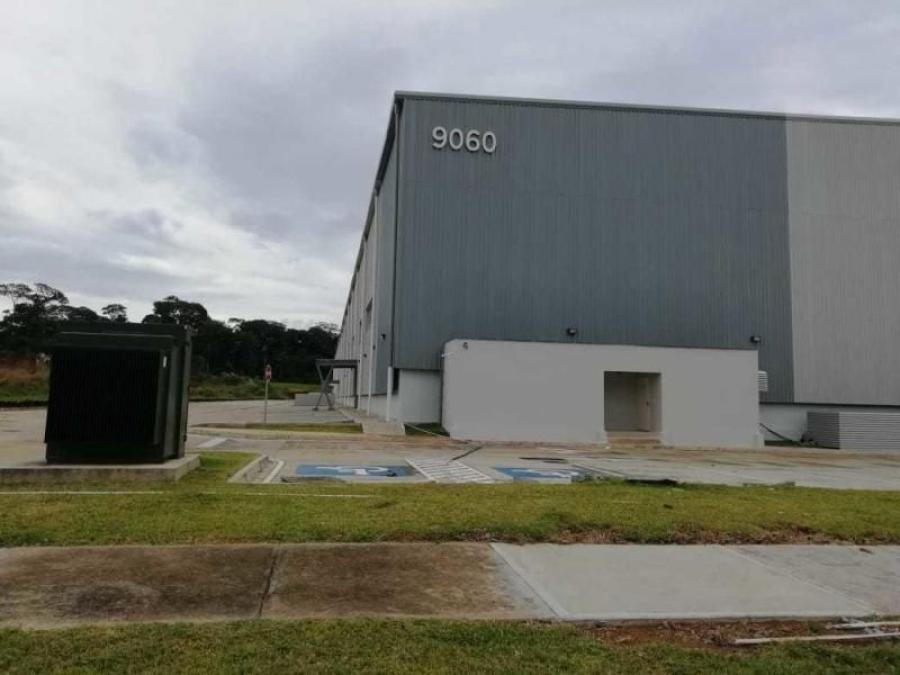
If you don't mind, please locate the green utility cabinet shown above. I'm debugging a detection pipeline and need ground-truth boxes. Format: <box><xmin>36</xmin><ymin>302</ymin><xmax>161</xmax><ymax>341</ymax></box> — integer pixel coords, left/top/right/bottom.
<box><xmin>44</xmin><ymin>323</ymin><xmax>192</xmax><ymax>464</ymax></box>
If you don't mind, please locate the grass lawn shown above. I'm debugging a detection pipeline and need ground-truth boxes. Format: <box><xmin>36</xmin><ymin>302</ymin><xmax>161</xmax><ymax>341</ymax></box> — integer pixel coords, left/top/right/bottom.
<box><xmin>0</xmin><ymin>361</ymin><xmax>49</xmax><ymax>405</ymax></box>
<box><xmin>188</xmin><ymin>376</ymin><xmax>318</xmax><ymax>401</ymax></box>
<box><xmin>1</xmin><ymin>452</ymin><xmax>899</xmax><ymax>546</ymax></box>
<box><xmin>199</xmin><ymin>422</ymin><xmax>363</xmax><ymax>433</ymax></box>
<box><xmin>0</xmin><ymin>378</ymin><xmax>48</xmax><ymax>405</ymax></box>
<box><xmin>0</xmin><ymin>619</ymin><xmax>897</xmax><ymax>674</ymax></box>
<box><xmin>0</xmin><ymin>374</ymin><xmax>318</xmax><ymax>405</ymax></box>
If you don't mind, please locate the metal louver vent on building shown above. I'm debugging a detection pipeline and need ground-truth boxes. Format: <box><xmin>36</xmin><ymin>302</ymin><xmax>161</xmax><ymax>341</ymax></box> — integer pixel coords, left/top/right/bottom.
<box><xmin>758</xmin><ymin>371</ymin><xmax>769</xmax><ymax>393</ymax></box>
<box><xmin>808</xmin><ymin>411</ymin><xmax>900</xmax><ymax>450</ymax></box>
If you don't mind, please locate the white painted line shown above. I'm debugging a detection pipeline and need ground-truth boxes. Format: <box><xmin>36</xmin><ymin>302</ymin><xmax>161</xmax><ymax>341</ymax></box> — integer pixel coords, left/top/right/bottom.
<box><xmin>0</xmin><ymin>491</ymin><xmax>164</xmax><ymax>495</ymax></box>
<box><xmin>262</xmin><ymin>460</ymin><xmax>285</xmax><ymax>484</ymax></box>
<box><xmin>228</xmin><ymin>454</ymin><xmax>270</xmax><ymax>483</ymax></box>
<box><xmin>0</xmin><ymin>490</ymin><xmax>373</xmax><ymax>498</ymax></box>
<box><xmin>204</xmin><ymin>492</ymin><xmax>373</xmax><ymax>498</ymax></box>
<box><xmin>197</xmin><ymin>436</ymin><xmax>227</xmax><ymax>448</ymax></box>
<box><xmin>407</xmin><ymin>458</ymin><xmax>494</xmax><ymax>484</ymax></box>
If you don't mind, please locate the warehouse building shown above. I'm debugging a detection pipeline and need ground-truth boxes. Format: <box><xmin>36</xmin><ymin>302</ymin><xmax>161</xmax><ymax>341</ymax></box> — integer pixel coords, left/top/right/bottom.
<box><xmin>334</xmin><ymin>91</ymin><xmax>900</xmax><ymax>447</ymax></box>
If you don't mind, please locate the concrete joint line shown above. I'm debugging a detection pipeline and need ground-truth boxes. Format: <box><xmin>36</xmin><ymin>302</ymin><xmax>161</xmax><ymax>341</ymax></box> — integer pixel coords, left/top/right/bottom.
<box><xmin>490</xmin><ymin>544</ymin><xmax>567</xmax><ymax>619</ymax></box>
<box><xmin>257</xmin><ymin>547</ymin><xmax>282</xmax><ymax>618</ymax></box>
<box><xmin>720</xmin><ymin>546</ymin><xmax>876</xmax><ymax>614</ymax></box>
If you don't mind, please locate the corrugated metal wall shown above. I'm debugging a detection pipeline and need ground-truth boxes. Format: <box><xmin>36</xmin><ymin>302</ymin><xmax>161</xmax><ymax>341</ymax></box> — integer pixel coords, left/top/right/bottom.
<box><xmin>334</xmin><ymin>130</ymin><xmax>398</xmax><ymax>398</ymax></box>
<box><xmin>393</xmin><ymin>96</ymin><xmax>794</xmax><ymax>401</ymax></box>
<box><xmin>787</xmin><ymin>120</ymin><xmax>900</xmax><ymax>405</ymax></box>
<box><xmin>372</xmin><ymin>141</ymin><xmax>397</xmax><ymax>394</ymax></box>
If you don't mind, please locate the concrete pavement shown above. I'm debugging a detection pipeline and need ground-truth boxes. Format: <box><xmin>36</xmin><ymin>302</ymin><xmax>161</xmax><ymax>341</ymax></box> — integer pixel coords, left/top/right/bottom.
<box><xmin>5</xmin><ymin>400</ymin><xmax>900</xmax><ymax>489</ymax></box>
<box><xmin>0</xmin><ymin>543</ymin><xmax>897</xmax><ymax>627</ymax></box>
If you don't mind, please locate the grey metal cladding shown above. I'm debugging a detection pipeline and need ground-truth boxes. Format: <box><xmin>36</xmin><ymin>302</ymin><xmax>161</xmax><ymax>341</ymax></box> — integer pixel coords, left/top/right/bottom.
<box><xmin>394</xmin><ymin>96</ymin><xmax>794</xmax><ymax>402</ymax></box>
<box><xmin>372</xmin><ymin>141</ymin><xmax>397</xmax><ymax>394</ymax></box>
<box><xmin>787</xmin><ymin>120</ymin><xmax>900</xmax><ymax>405</ymax></box>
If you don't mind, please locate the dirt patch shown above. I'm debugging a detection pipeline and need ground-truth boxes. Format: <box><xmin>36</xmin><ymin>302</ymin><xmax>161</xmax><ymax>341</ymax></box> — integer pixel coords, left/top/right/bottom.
<box><xmin>444</xmin><ymin>527</ymin><xmax>885</xmax><ymax>546</ymax></box>
<box><xmin>583</xmin><ymin>619</ymin><xmax>844</xmax><ymax>649</ymax></box>
<box><xmin>263</xmin><ymin>543</ymin><xmax>539</xmax><ymax>618</ymax></box>
<box><xmin>0</xmin><ymin>545</ymin><xmax>273</xmax><ymax>627</ymax></box>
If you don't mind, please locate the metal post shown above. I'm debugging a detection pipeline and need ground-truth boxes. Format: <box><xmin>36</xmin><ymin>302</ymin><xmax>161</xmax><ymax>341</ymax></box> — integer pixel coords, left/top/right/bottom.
<box><xmin>263</xmin><ymin>378</ymin><xmax>269</xmax><ymax>424</ymax></box>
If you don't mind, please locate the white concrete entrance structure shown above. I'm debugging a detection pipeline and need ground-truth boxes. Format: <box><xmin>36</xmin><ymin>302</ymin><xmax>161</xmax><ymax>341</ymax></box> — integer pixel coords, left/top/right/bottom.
<box><xmin>441</xmin><ymin>339</ymin><xmax>761</xmax><ymax>447</ymax></box>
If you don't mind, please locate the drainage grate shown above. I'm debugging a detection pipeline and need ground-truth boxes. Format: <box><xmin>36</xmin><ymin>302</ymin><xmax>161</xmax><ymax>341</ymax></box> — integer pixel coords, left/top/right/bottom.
<box><xmin>406</xmin><ymin>458</ymin><xmax>494</xmax><ymax>484</ymax></box>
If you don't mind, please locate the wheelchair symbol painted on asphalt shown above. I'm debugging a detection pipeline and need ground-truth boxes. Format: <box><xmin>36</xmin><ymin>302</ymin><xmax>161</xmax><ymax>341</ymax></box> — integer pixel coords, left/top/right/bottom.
<box><xmin>295</xmin><ymin>464</ymin><xmax>411</xmax><ymax>478</ymax></box>
<box><xmin>494</xmin><ymin>466</ymin><xmax>591</xmax><ymax>481</ymax></box>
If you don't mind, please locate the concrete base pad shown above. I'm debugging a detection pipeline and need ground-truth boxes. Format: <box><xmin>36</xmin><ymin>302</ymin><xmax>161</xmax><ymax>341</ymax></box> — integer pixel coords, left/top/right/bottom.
<box><xmin>0</xmin><ymin>454</ymin><xmax>199</xmax><ymax>484</ymax></box>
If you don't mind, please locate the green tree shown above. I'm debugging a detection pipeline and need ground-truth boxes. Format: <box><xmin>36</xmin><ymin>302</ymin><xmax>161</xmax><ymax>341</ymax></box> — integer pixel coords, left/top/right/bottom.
<box><xmin>141</xmin><ymin>296</ymin><xmax>210</xmax><ymax>330</ymax></box>
<box><xmin>0</xmin><ymin>282</ymin><xmax>72</xmax><ymax>352</ymax></box>
<box><xmin>101</xmin><ymin>303</ymin><xmax>128</xmax><ymax>322</ymax></box>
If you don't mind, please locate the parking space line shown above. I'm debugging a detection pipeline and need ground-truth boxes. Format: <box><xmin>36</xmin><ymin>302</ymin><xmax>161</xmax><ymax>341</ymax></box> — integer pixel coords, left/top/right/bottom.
<box><xmin>406</xmin><ymin>458</ymin><xmax>494</xmax><ymax>483</ymax></box>
<box><xmin>262</xmin><ymin>460</ymin><xmax>285</xmax><ymax>484</ymax></box>
<box><xmin>197</xmin><ymin>436</ymin><xmax>227</xmax><ymax>448</ymax></box>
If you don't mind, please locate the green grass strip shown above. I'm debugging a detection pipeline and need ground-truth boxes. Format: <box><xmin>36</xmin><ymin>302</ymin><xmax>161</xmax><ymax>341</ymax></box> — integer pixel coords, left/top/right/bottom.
<box><xmin>1</xmin><ymin>453</ymin><xmax>899</xmax><ymax>546</ymax></box>
<box><xmin>1</xmin><ymin>619</ymin><xmax>898</xmax><ymax>674</ymax></box>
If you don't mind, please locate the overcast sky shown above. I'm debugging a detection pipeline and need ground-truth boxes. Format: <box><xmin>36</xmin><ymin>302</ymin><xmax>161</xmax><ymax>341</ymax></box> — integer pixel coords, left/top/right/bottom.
<box><xmin>1</xmin><ymin>1</ymin><xmax>898</xmax><ymax>326</ymax></box>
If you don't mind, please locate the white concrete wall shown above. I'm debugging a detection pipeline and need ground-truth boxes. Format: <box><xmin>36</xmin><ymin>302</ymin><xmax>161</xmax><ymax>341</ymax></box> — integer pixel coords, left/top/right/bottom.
<box><xmin>365</xmin><ymin>394</ymin><xmax>388</xmax><ymax>419</ymax></box>
<box><xmin>442</xmin><ymin>339</ymin><xmax>761</xmax><ymax>448</ymax></box>
<box><xmin>395</xmin><ymin>370</ymin><xmax>441</xmax><ymax>423</ymax></box>
<box><xmin>338</xmin><ymin>372</ymin><xmax>440</xmax><ymax>423</ymax></box>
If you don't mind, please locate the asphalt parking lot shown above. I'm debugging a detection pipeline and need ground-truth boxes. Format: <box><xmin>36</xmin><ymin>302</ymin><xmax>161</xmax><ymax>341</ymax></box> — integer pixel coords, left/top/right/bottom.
<box><xmin>3</xmin><ymin>400</ymin><xmax>900</xmax><ymax>490</ymax></box>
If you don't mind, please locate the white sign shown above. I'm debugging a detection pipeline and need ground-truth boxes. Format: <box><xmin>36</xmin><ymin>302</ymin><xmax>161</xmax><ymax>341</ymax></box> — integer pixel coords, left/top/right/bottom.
<box><xmin>432</xmin><ymin>126</ymin><xmax>496</xmax><ymax>154</ymax></box>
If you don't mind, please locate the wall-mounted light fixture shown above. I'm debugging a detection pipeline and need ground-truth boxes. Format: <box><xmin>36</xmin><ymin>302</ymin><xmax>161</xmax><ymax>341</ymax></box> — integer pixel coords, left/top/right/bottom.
<box><xmin>750</xmin><ymin>335</ymin><xmax>762</xmax><ymax>344</ymax></box>
<box><xmin>566</xmin><ymin>327</ymin><xmax>578</xmax><ymax>338</ymax></box>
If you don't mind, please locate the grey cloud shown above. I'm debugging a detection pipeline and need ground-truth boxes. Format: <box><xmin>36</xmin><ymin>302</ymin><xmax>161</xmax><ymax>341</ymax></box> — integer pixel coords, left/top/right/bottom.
<box><xmin>176</xmin><ymin>38</ymin><xmax>407</xmax><ymax>229</ymax></box>
<box><xmin>85</xmin><ymin>208</ymin><xmax>182</xmax><ymax>254</ymax></box>
<box><xmin>3</xmin><ymin>0</ymin><xmax>900</xmax><ymax>327</ymax></box>
<box><xmin>0</xmin><ymin>235</ymin><xmax>182</xmax><ymax>302</ymax></box>
<box><xmin>126</xmin><ymin>122</ymin><xmax>196</xmax><ymax>171</ymax></box>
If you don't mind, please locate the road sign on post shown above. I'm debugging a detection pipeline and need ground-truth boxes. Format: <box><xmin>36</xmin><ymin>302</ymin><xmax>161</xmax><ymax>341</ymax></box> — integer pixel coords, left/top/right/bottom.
<box><xmin>263</xmin><ymin>364</ymin><xmax>272</xmax><ymax>423</ymax></box>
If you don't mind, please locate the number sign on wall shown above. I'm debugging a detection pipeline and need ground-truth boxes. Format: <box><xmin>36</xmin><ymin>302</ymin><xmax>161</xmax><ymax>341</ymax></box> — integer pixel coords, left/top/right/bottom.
<box><xmin>432</xmin><ymin>126</ymin><xmax>496</xmax><ymax>154</ymax></box>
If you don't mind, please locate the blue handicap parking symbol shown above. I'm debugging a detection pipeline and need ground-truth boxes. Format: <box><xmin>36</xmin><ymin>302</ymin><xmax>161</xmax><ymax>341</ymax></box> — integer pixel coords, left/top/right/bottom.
<box><xmin>494</xmin><ymin>466</ymin><xmax>591</xmax><ymax>482</ymax></box>
<box><xmin>295</xmin><ymin>464</ymin><xmax>411</xmax><ymax>478</ymax></box>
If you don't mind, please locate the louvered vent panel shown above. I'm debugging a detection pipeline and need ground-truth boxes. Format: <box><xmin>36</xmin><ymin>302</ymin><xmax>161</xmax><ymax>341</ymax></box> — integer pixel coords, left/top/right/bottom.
<box><xmin>808</xmin><ymin>411</ymin><xmax>900</xmax><ymax>450</ymax></box>
<box><xmin>45</xmin><ymin>348</ymin><xmax>160</xmax><ymax>445</ymax></box>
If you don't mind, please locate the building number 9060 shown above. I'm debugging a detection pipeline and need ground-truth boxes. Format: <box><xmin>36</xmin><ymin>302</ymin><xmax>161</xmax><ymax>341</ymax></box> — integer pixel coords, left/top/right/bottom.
<box><xmin>432</xmin><ymin>126</ymin><xmax>496</xmax><ymax>154</ymax></box>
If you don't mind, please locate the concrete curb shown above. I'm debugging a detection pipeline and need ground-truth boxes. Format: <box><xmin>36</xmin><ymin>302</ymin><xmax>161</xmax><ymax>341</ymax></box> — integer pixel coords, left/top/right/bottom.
<box><xmin>0</xmin><ymin>454</ymin><xmax>200</xmax><ymax>485</ymax></box>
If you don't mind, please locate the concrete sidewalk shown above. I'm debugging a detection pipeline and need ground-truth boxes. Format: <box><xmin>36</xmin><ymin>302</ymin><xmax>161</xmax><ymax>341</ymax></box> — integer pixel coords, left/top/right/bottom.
<box><xmin>1</xmin><ymin>543</ymin><xmax>897</xmax><ymax>628</ymax></box>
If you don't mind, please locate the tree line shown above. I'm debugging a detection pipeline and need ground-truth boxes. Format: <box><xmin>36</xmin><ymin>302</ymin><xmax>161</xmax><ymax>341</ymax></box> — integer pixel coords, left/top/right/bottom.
<box><xmin>0</xmin><ymin>283</ymin><xmax>338</xmax><ymax>382</ymax></box>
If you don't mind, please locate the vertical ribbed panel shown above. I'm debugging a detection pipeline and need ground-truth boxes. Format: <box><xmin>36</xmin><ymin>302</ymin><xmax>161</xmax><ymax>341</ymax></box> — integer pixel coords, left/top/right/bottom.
<box><xmin>45</xmin><ymin>348</ymin><xmax>160</xmax><ymax>444</ymax></box>
<box><xmin>394</xmin><ymin>96</ymin><xmax>793</xmax><ymax>401</ymax></box>
<box><xmin>787</xmin><ymin>120</ymin><xmax>900</xmax><ymax>405</ymax></box>
<box><xmin>808</xmin><ymin>411</ymin><xmax>900</xmax><ymax>450</ymax></box>
<box><xmin>333</xmin><ymin>134</ymin><xmax>397</xmax><ymax>397</ymax></box>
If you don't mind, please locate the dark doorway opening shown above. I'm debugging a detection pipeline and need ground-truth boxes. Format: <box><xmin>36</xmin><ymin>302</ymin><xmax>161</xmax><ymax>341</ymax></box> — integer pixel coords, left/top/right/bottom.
<box><xmin>604</xmin><ymin>371</ymin><xmax>661</xmax><ymax>432</ymax></box>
